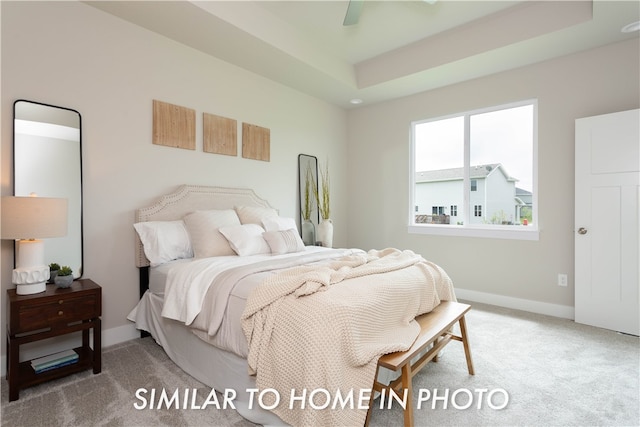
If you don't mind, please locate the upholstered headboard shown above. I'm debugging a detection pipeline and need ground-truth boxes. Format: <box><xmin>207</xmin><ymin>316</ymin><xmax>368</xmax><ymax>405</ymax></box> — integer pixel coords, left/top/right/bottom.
<box><xmin>134</xmin><ymin>185</ymin><xmax>274</xmax><ymax>268</ymax></box>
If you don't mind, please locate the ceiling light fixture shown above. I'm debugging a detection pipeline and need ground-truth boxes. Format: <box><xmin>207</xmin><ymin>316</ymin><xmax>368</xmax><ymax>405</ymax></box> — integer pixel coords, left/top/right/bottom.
<box><xmin>621</xmin><ymin>20</ymin><xmax>640</xmax><ymax>33</ymax></box>
<box><xmin>350</xmin><ymin>98</ymin><xmax>363</xmax><ymax>105</ymax></box>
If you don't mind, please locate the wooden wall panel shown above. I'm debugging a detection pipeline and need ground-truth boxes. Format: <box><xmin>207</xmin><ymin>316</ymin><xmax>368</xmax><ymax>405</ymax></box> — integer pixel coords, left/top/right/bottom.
<box><xmin>152</xmin><ymin>100</ymin><xmax>195</xmax><ymax>150</ymax></box>
<box><xmin>242</xmin><ymin>122</ymin><xmax>270</xmax><ymax>162</ymax></box>
<box><xmin>203</xmin><ymin>113</ymin><xmax>237</xmax><ymax>156</ymax></box>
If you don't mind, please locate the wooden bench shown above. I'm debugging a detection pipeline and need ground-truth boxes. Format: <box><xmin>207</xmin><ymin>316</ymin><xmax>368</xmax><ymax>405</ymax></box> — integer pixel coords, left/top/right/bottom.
<box><xmin>364</xmin><ymin>301</ymin><xmax>475</xmax><ymax>427</ymax></box>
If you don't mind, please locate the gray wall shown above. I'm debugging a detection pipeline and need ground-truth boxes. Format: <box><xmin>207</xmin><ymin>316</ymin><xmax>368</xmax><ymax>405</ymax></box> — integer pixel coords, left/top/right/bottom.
<box><xmin>346</xmin><ymin>37</ymin><xmax>639</xmax><ymax>314</ymax></box>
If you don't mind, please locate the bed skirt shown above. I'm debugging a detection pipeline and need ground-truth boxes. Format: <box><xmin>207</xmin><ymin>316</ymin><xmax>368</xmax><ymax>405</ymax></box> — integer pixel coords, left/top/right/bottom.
<box><xmin>128</xmin><ymin>291</ymin><xmax>287</xmax><ymax>426</ymax></box>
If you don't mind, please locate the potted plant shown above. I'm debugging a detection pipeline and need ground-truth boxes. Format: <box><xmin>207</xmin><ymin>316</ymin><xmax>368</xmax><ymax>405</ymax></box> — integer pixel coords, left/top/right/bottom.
<box><xmin>54</xmin><ymin>266</ymin><xmax>73</xmax><ymax>288</ymax></box>
<box><xmin>313</xmin><ymin>160</ymin><xmax>333</xmax><ymax>248</ymax></box>
<box><xmin>301</xmin><ymin>165</ymin><xmax>316</xmax><ymax>245</ymax></box>
<box><xmin>48</xmin><ymin>262</ymin><xmax>60</xmax><ymax>284</ymax></box>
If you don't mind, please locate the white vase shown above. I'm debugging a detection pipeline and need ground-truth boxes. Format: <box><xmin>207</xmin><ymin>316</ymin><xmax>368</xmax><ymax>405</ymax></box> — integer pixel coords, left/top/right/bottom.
<box><xmin>317</xmin><ymin>219</ymin><xmax>333</xmax><ymax>248</ymax></box>
<box><xmin>301</xmin><ymin>219</ymin><xmax>316</xmax><ymax>246</ymax></box>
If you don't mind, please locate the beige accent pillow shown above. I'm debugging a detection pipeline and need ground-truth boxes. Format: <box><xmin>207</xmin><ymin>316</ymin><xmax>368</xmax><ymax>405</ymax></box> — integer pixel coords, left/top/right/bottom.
<box><xmin>235</xmin><ymin>205</ymin><xmax>278</xmax><ymax>225</ymax></box>
<box><xmin>183</xmin><ymin>209</ymin><xmax>241</xmax><ymax>257</ymax></box>
<box><xmin>263</xmin><ymin>229</ymin><xmax>306</xmax><ymax>255</ymax></box>
<box><xmin>262</xmin><ymin>216</ymin><xmax>299</xmax><ymax>233</ymax></box>
<box><xmin>219</xmin><ymin>224</ymin><xmax>271</xmax><ymax>256</ymax></box>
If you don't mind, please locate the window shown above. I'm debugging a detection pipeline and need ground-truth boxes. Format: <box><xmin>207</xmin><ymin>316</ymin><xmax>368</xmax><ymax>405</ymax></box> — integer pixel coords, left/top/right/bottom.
<box><xmin>410</xmin><ymin>100</ymin><xmax>538</xmax><ymax>240</ymax></box>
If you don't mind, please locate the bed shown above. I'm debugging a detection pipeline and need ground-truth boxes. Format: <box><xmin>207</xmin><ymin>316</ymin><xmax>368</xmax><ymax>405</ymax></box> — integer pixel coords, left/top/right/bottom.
<box><xmin>127</xmin><ymin>185</ymin><xmax>456</xmax><ymax>426</ymax></box>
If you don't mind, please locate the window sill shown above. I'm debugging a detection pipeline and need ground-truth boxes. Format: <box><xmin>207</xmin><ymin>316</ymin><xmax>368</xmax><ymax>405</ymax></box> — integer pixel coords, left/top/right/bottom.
<box><xmin>408</xmin><ymin>224</ymin><xmax>539</xmax><ymax>241</ymax></box>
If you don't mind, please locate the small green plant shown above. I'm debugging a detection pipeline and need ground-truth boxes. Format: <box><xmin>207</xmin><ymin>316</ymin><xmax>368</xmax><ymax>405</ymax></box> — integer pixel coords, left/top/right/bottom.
<box><xmin>487</xmin><ymin>210</ymin><xmax>512</xmax><ymax>225</ymax></box>
<box><xmin>49</xmin><ymin>262</ymin><xmax>60</xmax><ymax>271</ymax></box>
<box><xmin>58</xmin><ymin>266</ymin><xmax>73</xmax><ymax>276</ymax></box>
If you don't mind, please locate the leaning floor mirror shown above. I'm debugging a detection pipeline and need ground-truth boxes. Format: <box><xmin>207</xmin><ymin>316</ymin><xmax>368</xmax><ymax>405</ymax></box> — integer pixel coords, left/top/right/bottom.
<box><xmin>13</xmin><ymin>100</ymin><xmax>83</xmax><ymax>278</ymax></box>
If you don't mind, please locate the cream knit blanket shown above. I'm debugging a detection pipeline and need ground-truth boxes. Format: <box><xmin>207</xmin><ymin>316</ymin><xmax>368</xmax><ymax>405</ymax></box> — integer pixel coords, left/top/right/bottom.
<box><xmin>241</xmin><ymin>248</ymin><xmax>455</xmax><ymax>426</ymax></box>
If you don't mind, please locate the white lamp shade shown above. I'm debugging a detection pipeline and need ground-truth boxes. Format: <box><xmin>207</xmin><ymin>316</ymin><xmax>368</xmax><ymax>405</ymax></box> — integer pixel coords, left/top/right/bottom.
<box><xmin>1</xmin><ymin>196</ymin><xmax>68</xmax><ymax>239</ymax></box>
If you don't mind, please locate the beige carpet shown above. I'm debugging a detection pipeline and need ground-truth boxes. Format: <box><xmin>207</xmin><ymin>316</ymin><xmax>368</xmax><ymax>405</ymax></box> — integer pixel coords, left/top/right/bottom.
<box><xmin>2</xmin><ymin>301</ymin><xmax>638</xmax><ymax>426</ymax></box>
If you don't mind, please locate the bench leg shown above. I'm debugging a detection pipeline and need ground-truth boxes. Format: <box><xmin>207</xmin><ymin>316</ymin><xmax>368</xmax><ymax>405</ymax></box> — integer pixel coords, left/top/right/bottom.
<box><xmin>433</xmin><ymin>337</ymin><xmax>440</xmax><ymax>362</ymax></box>
<box><xmin>459</xmin><ymin>315</ymin><xmax>475</xmax><ymax>375</ymax></box>
<box><xmin>401</xmin><ymin>364</ymin><xmax>414</xmax><ymax>427</ymax></box>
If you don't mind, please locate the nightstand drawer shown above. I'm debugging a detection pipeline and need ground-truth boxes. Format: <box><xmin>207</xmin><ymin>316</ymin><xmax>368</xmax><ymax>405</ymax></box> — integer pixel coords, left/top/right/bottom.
<box><xmin>14</xmin><ymin>294</ymin><xmax>99</xmax><ymax>333</ymax></box>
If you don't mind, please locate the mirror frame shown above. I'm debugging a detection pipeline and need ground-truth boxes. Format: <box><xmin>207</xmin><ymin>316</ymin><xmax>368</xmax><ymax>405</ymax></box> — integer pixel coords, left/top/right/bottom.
<box><xmin>13</xmin><ymin>99</ymin><xmax>83</xmax><ymax>278</ymax></box>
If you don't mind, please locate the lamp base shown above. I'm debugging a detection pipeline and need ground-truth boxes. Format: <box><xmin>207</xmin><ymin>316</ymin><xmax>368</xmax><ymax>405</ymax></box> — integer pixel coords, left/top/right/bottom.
<box><xmin>12</xmin><ymin>239</ymin><xmax>49</xmax><ymax>295</ymax></box>
<box><xmin>12</xmin><ymin>265</ymin><xmax>49</xmax><ymax>295</ymax></box>
<box><xmin>16</xmin><ymin>281</ymin><xmax>47</xmax><ymax>295</ymax></box>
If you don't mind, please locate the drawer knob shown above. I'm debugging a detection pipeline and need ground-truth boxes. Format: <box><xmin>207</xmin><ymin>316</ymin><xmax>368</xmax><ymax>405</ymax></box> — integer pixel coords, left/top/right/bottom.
<box><xmin>59</xmin><ymin>300</ymin><xmax>64</xmax><ymax>305</ymax></box>
<box><xmin>58</xmin><ymin>311</ymin><xmax>64</xmax><ymax>316</ymax></box>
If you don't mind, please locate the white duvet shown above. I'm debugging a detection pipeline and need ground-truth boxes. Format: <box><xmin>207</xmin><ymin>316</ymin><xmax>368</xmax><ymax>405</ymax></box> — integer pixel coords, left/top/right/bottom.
<box><xmin>160</xmin><ymin>247</ymin><xmax>363</xmax><ymax>354</ymax></box>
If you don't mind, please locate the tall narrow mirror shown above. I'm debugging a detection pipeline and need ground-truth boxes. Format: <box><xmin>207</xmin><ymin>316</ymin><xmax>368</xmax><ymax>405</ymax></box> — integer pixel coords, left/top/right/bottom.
<box><xmin>298</xmin><ymin>154</ymin><xmax>318</xmax><ymax>245</ymax></box>
<box><xmin>14</xmin><ymin>100</ymin><xmax>83</xmax><ymax>278</ymax></box>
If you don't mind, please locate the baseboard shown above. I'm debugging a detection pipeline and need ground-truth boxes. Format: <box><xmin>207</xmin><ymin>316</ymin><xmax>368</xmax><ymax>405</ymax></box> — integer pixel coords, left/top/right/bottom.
<box><xmin>1</xmin><ymin>323</ymin><xmax>140</xmax><ymax>378</ymax></box>
<box><xmin>102</xmin><ymin>323</ymin><xmax>141</xmax><ymax>347</ymax></box>
<box><xmin>456</xmin><ymin>288</ymin><xmax>575</xmax><ymax>320</ymax></box>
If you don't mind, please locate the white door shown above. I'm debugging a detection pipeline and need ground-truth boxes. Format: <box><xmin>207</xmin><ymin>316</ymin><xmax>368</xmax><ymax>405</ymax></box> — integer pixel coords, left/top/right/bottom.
<box><xmin>575</xmin><ymin>109</ymin><xmax>639</xmax><ymax>336</ymax></box>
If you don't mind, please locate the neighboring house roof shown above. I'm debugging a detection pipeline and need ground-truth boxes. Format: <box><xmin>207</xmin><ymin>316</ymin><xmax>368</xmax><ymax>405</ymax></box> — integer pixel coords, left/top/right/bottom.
<box><xmin>416</xmin><ymin>163</ymin><xmax>518</xmax><ymax>183</ymax></box>
<box><xmin>515</xmin><ymin>187</ymin><xmax>533</xmax><ymax>208</ymax></box>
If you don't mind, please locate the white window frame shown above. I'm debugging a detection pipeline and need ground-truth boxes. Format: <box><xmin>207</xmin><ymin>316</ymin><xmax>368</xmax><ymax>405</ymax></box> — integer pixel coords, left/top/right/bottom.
<box><xmin>408</xmin><ymin>99</ymin><xmax>539</xmax><ymax>241</ymax></box>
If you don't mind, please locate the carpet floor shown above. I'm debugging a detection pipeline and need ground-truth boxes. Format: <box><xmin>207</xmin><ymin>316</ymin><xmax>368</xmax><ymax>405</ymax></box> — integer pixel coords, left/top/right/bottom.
<box><xmin>1</xmin><ymin>301</ymin><xmax>638</xmax><ymax>426</ymax></box>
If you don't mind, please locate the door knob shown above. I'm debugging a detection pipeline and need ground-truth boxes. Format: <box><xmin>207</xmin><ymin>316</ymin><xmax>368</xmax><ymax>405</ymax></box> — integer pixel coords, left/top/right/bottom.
<box><xmin>578</xmin><ymin>227</ymin><xmax>588</xmax><ymax>235</ymax></box>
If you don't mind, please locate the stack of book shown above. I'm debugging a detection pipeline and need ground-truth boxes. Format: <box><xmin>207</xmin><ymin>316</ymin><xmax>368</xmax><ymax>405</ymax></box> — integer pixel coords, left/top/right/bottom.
<box><xmin>31</xmin><ymin>349</ymin><xmax>79</xmax><ymax>373</ymax></box>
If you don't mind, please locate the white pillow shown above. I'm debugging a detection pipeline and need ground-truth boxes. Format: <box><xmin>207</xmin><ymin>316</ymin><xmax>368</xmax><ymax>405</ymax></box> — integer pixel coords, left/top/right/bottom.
<box><xmin>183</xmin><ymin>209</ymin><xmax>241</xmax><ymax>258</ymax></box>
<box><xmin>263</xmin><ymin>229</ymin><xmax>306</xmax><ymax>255</ymax></box>
<box><xmin>219</xmin><ymin>224</ymin><xmax>271</xmax><ymax>256</ymax></box>
<box><xmin>134</xmin><ymin>220</ymin><xmax>193</xmax><ymax>267</ymax></box>
<box><xmin>262</xmin><ymin>216</ymin><xmax>299</xmax><ymax>233</ymax></box>
<box><xmin>235</xmin><ymin>205</ymin><xmax>278</xmax><ymax>225</ymax></box>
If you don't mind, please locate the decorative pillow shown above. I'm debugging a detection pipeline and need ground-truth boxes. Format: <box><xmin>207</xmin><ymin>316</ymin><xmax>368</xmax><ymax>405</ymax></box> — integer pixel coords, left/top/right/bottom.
<box><xmin>183</xmin><ymin>209</ymin><xmax>241</xmax><ymax>258</ymax></box>
<box><xmin>219</xmin><ymin>224</ymin><xmax>271</xmax><ymax>256</ymax></box>
<box><xmin>235</xmin><ymin>205</ymin><xmax>278</xmax><ymax>225</ymax></box>
<box><xmin>133</xmin><ymin>220</ymin><xmax>193</xmax><ymax>267</ymax></box>
<box><xmin>263</xmin><ymin>229</ymin><xmax>306</xmax><ymax>255</ymax></box>
<box><xmin>262</xmin><ymin>216</ymin><xmax>299</xmax><ymax>233</ymax></box>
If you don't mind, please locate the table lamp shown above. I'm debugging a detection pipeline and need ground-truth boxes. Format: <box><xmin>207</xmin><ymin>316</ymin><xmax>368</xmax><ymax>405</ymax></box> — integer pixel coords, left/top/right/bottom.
<box><xmin>1</xmin><ymin>195</ymin><xmax>68</xmax><ymax>295</ymax></box>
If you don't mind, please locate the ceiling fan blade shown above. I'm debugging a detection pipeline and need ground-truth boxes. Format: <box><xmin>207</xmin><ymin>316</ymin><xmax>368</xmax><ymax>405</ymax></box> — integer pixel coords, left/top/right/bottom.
<box><xmin>343</xmin><ymin>0</ymin><xmax>364</xmax><ymax>26</ymax></box>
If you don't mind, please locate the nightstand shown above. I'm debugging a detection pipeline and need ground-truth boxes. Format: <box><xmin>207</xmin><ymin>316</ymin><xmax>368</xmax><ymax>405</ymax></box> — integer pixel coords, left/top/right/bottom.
<box><xmin>6</xmin><ymin>279</ymin><xmax>101</xmax><ymax>401</ymax></box>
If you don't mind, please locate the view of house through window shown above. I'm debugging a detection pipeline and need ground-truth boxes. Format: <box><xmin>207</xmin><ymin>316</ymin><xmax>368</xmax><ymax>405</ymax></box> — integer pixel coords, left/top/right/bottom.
<box><xmin>412</xmin><ymin>100</ymin><xmax>536</xmax><ymax>230</ymax></box>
